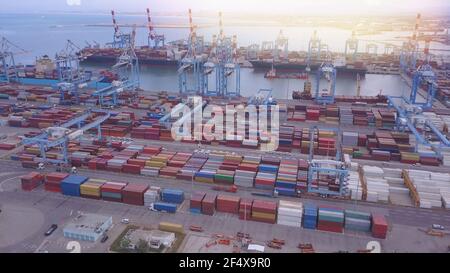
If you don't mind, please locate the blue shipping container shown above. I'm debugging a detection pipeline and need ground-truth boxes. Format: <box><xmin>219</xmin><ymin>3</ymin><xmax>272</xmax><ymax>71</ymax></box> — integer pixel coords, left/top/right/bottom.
<box><xmin>61</xmin><ymin>175</ymin><xmax>88</xmax><ymax>197</ymax></box>
<box><xmin>154</xmin><ymin>202</ymin><xmax>177</xmax><ymax>213</ymax></box>
<box><xmin>161</xmin><ymin>189</ymin><xmax>185</xmax><ymax>204</ymax></box>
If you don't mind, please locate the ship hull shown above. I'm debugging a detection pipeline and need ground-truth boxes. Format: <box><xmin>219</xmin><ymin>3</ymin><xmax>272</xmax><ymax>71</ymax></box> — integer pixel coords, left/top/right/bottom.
<box><xmin>250</xmin><ymin>60</ymin><xmax>367</xmax><ymax>75</ymax></box>
<box><xmin>82</xmin><ymin>55</ymin><xmax>179</xmax><ymax>66</ymax></box>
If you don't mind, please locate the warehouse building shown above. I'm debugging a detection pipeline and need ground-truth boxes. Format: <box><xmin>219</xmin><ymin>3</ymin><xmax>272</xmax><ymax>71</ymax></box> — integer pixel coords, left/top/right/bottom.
<box><xmin>63</xmin><ymin>213</ymin><xmax>112</xmax><ymax>242</ymax></box>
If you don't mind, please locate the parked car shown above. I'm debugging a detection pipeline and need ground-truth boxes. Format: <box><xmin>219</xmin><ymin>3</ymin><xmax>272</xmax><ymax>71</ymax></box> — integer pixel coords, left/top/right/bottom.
<box><xmin>45</xmin><ymin>224</ymin><xmax>58</xmax><ymax>236</ymax></box>
<box><xmin>432</xmin><ymin>224</ymin><xmax>445</xmax><ymax>230</ymax></box>
<box><xmin>100</xmin><ymin>235</ymin><xmax>109</xmax><ymax>243</ymax></box>
<box><xmin>120</xmin><ymin>218</ymin><xmax>130</xmax><ymax>224</ymax></box>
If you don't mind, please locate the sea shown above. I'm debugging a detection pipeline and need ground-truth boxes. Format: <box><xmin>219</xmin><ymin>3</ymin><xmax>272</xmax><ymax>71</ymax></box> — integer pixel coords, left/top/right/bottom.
<box><xmin>1</xmin><ymin>12</ymin><xmax>448</xmax><ymax>99</ymax></box>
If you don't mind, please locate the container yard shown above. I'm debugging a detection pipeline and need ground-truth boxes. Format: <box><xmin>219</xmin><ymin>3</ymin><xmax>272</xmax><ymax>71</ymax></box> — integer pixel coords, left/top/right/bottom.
<box><xmin>1</xmin><ymin>2</ymin><xmax>450</xmax><ymax>259</ymax></box>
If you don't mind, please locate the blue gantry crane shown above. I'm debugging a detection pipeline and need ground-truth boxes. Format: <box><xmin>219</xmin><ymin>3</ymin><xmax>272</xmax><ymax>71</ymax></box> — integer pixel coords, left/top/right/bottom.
<box><xmin>307</xmin><ymin>126</ymin><xmax>348</xmax><ymax>196</ymax></box>
<box><xmin>409</xmin><ymin>63</ymin><xmax>437</xmax><ymax>109</ymax></box>
<box><xmin>0</xmin><ymin>37</ymin><xmax>27</xmax><ymax>83</ymax></box>
<box><xmin>387</xmin><ymin>95</ymin><xmax>448</xmax><ymax>155</ymax></box>
<box><xmin>202</xmin><ymin>25</ymin><xmax>220</xmax><ymax>97</ymax></box>
<box><xmin>178</xmin><ymin>9</ymin><xmax>205</xmax><ymax>95</ymax></box>
<box><xmin>146</xmin><ymin>8</ymin><xmax>165</xmax><ymax>49</ymax></box>
<box><xmin>215</xmin><ymin>12</ymin><xmax>240</xmax><ymax>97</ymax></box>
<box><xmin>344</xmin><ymin>30</ymin><xmax>359</xmax><ymax>62</ymax></box>
<box><xmin>307</xmin><ymin>30</ymin><xmax>321</xmax><ymax>71</ymax></box>
<box><xmin>92</xmin><ymin>27</ymin><xmax>140</xmax><ymax>107</ymax></box>
<box><xmin>55</xmin><ymin>40</ymin><xmax>92</xmax><ymax>104</ymax></box>
<box><xmin>21</xmin><ymin>110</ymin><xmax>111</xmax><ymax>165</ymax></box>
<box><xmin>400</xmin><ymin>13</ymin><xmax>421</xmax><ymax>73</ymax></box>
<box><xmin>314</xmin><ymin>56</ymin><xmax>337</xmax><ymax>105</ymax></box>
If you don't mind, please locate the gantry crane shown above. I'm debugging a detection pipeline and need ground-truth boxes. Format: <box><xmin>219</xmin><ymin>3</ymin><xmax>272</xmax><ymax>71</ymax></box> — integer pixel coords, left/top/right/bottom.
<box><xmin>307</xmin><ymin>30</ymin><xmax>321</xmax><ymax>71</ymax></box>
<box><xmin>246</xmin><ymin>44</ymin><xmax>260</xmax><ymax>60</ymax></box>
<box><xmin>92</xmin><ymin>26</ymin><xmax>140</xmax><ymax>106</ymax></box>
<box><xmin>307</xmin><ymin>126</ymin><xmax>348</xmax><ymax>196</ymax></box>
<box><xmin>314</xmin><ymin>53</ymin><xmax>337</xmax><ymax>105</ymax></box>
<box><xmin>345</xmin><ymin>30</ymin><xmax>359</xmax><ymax>62</ymax></box>
<box><xmin>108</xmin><ymin>10</ymin><xmax>132</xmax><ymax>49</ymax></box>
<box><xmin>0</xmin><ymin>37</ymin><xmax>27</xmax><ymax>83</ymax></box>
<box><xmin>387</xmin><ymin>95</ymin><xmax>447</xmax><ymax>155</ymax></box>
<box><xmin>365</xmin><ymin>43</ymin><xmax>378</xmax><ymax>55</ymax></box>
<box><xmin>146</xmin><ymin>8</ymin><xmax>165</xmax><ymax>49</ymax></box>
<box><xmin>55</xmin><ymin>40</ymin><xmax>91</xmax><ymax>104</ymax></box>
<box><xmin>400</xmin><ymin>13</ymin><xmax>421</xmax><ymax>73</ymax></box>
<box><xmin>215</xmin><ymin>12</ymin><xmax>240</xmax><ymax>97</ymax></box>
<box><xmin>22</xmin><ymin>110</ymin><xmax>111</xmax><ymax>165</ymax></box>
<box><xmin>407</xmin><ymin>38</ymin><xmax>437</xmax><ymax>110</ymax></box>
<box><xmin>274</xmin><ymin>30</ymin><xmax>288</xmax><ymax>62</ymax></box>
<box><xmin>202</xmin><ymin>11</ymin><xmax>240</xmax><ymax>97</ymax></box>
<box><xmin>202</xmin><ymin>31</ymin><xmax>220</xmax><ymax>96</ymax></box>
<box><xmin>178</xmin><ymin>9</ymin><xmax>205</xmax><ymax>95</ymax></box>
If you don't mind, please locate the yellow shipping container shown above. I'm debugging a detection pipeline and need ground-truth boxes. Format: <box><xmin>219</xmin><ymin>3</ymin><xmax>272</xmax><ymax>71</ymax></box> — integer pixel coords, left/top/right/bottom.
<box><xmin>251</xmin><ymin>211</ymin><xmax>276</xmax><ymax>221</ymax></box>
<box><xmin>146</xmin><ymin>161</ymin><xmax>166</xmax><ymax>168</ymax></box>
<box><xmin>195</xmin><ymin>177</ymin><xmax>214</xmax><ymax>183</ymax></box>
<box><xmin>319</xmin><ymin>131</ymin><xmax>335</xmax><ymax>138</ymax></box>
<box><xmin>159</xmin><ymin>222</ymin><xmax>184</xmax><ymax>234</ymax></box>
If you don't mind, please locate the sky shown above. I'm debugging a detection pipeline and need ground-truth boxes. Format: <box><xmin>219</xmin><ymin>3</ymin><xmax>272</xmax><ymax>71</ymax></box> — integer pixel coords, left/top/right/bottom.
<box><xmin>0</xmin><ymin>0</ymin><xmax>449</xmax><ymax>15</ymax></box>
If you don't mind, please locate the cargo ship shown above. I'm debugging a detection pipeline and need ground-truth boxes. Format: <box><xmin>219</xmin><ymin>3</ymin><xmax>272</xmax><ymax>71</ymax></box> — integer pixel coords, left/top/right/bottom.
<box><xmin>81</xmin><ymin>44</ymin><xmax>187</xmax><ymax>66</ymax></box>
<box><xmin>251</xmin><ymin>59</ymin><xmax>368</xmax><ymax>75</ymax></box>
<box><xmin>4</xmin><ymin>55</ymin><xmax>114</xmax><ymax>89</ymax></box>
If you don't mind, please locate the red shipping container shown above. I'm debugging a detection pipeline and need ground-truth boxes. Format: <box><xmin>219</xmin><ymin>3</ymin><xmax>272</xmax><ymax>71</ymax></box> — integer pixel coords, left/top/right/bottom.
<box><xmin>201</xmin><ymin>193</ymin><xmax>217</xmax><ymax>215</ymax></box>
<box><xmin>122</xmin><ymin>164</ymin><xmax>142</xmax><ymax>174</ymax></box>
<box><xmin>21</xmin><ymin>172</ymin><xmax>44</xmax><ymax>191</ymax></box>
<box><xmin>372</xmin><ymin>214</ymin><xmax>388</xmax><ymax>239</ymax></box>
<box><xmin>251</xmin><ymin>199</ymin><xmax>277</xmax><ymax>213</ymax></box>
<box><xmin>216</xmin><ymin>195</ymin><xmax>240</xmax><ymax>214</ymax></box>
<box><xmin>190</xmin><ymin>192</ymin><xmax>206</xmax><ymax>209</ymax></box>
<box><xmin>127</xmin><ymin>159</ymin><xmax>146</xmax><ymax>168</ymax></box>
<box><xmin>122</xmin><ymin>183</ymin><xmax>149</xmax><ymax>206</ymax></box>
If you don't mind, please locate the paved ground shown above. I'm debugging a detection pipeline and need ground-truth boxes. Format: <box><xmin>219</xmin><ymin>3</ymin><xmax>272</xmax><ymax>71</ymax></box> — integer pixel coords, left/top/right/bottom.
<box><xmin>1</xmin><ymin>160</ymin><xmax>450</xmax><ymax>253</ymax></box>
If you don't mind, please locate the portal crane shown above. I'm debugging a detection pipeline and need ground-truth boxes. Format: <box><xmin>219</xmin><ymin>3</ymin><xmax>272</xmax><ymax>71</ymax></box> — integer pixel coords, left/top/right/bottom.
<box><xmin>345</xmin><ymin>31</ymin><xmax>359</xmax><ymax>61</ymax></box>
<box><xmin>400</xmin><ymin>13</ymin><xmax>421</xmax><ymax>73</ymax></box>
<box><xmin>246</xmin><ymin>44</ymin><xmax>260</xmax><ymax>60</ymax></box>
<box><xmin>146</xmin><ymin>8</ymin><xmax>165</xmax><ymax>49</ymax></box>
<box><xmin>55</xmin><ymin>40</ymin><xmax>91</xmax><ymax>104</ymax></box>
<box><xmin>108</xmin><ymin>10</ymin><xmax>132</xmax><ymax>49</ymax></box>
<box><xmin>365</xmin><ymin>43</ymin><xmax>378</xmax><ymax>55</ymax></box>
<box><xmin>0</xmin><ymin>37</ymin><xmax>27</xmax><ymax>83</ymax></box>
<box><xmin>274</xmin><ymin>30</ymin><xmax>288</xmax><ymax>62</ymax></box>
<box><xmin>93</xmin><ymin>26</ymin><xmax>140</xmax><ymax>106</ymax></box>
<box><xmin>21</xmin><ymin>110</ymin><xmax>111</xmax><ymax>165</ymax></box>
<box><xmin>215</xmin><ymin>12</ymin><xmax>240</xmax><ymax>97</ymax></box>
<box><xmin>178</xmin><ymin>9</ymin><xmax>205</xmax><ymax>95</ymax></box>
<box><xmin>314</xmin><ymin>53</ymin><xmax>337</xmax><ymax>105</ymax></box>
<box><xmin>307</xmin><ymin>126</ymin><xmax>347</xmax><ymax>196</ymax></box>
<box><xmin>307</xmin><ymin>30</ymin><xmax>321</xmax><ymax>71</ymax></box>
<box><xmin>202</xmin><ymin>31</ymin><xmax>219</xmax><ymax>96</ymax></box>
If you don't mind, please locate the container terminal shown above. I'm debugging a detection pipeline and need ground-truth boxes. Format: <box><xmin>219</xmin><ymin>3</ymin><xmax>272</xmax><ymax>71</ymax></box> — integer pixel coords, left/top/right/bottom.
<box><xmin>0</xmin><ymin>8</ymin><xmax>450</xmax><ymax>254</ymax></box>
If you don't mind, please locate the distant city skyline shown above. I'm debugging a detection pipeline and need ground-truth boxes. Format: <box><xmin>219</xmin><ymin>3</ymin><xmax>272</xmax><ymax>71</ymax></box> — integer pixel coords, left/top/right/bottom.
<box><xmin>0</xmin><ymin>0</ymin><xmax>449</xmax><ymax>16</ymax></box>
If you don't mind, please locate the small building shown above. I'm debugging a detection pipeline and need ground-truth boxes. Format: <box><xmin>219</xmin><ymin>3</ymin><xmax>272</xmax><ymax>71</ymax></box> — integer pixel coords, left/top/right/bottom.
<box><xmin>63</xmin><ymin>213</ymin><xmax>112</xmax><ymax>242</ymax></box>
<box><xmin>128</xmin><ymin>229</ymin><xmax>176</xmax><ymax>248</ymax></box>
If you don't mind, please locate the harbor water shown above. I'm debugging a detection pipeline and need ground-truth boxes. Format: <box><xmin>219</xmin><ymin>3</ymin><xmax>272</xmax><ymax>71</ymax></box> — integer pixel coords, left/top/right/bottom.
<box><xmin>1</xmin><ymin>12</ymin><xmax>444</xmax><ymax>98</ymax></box>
